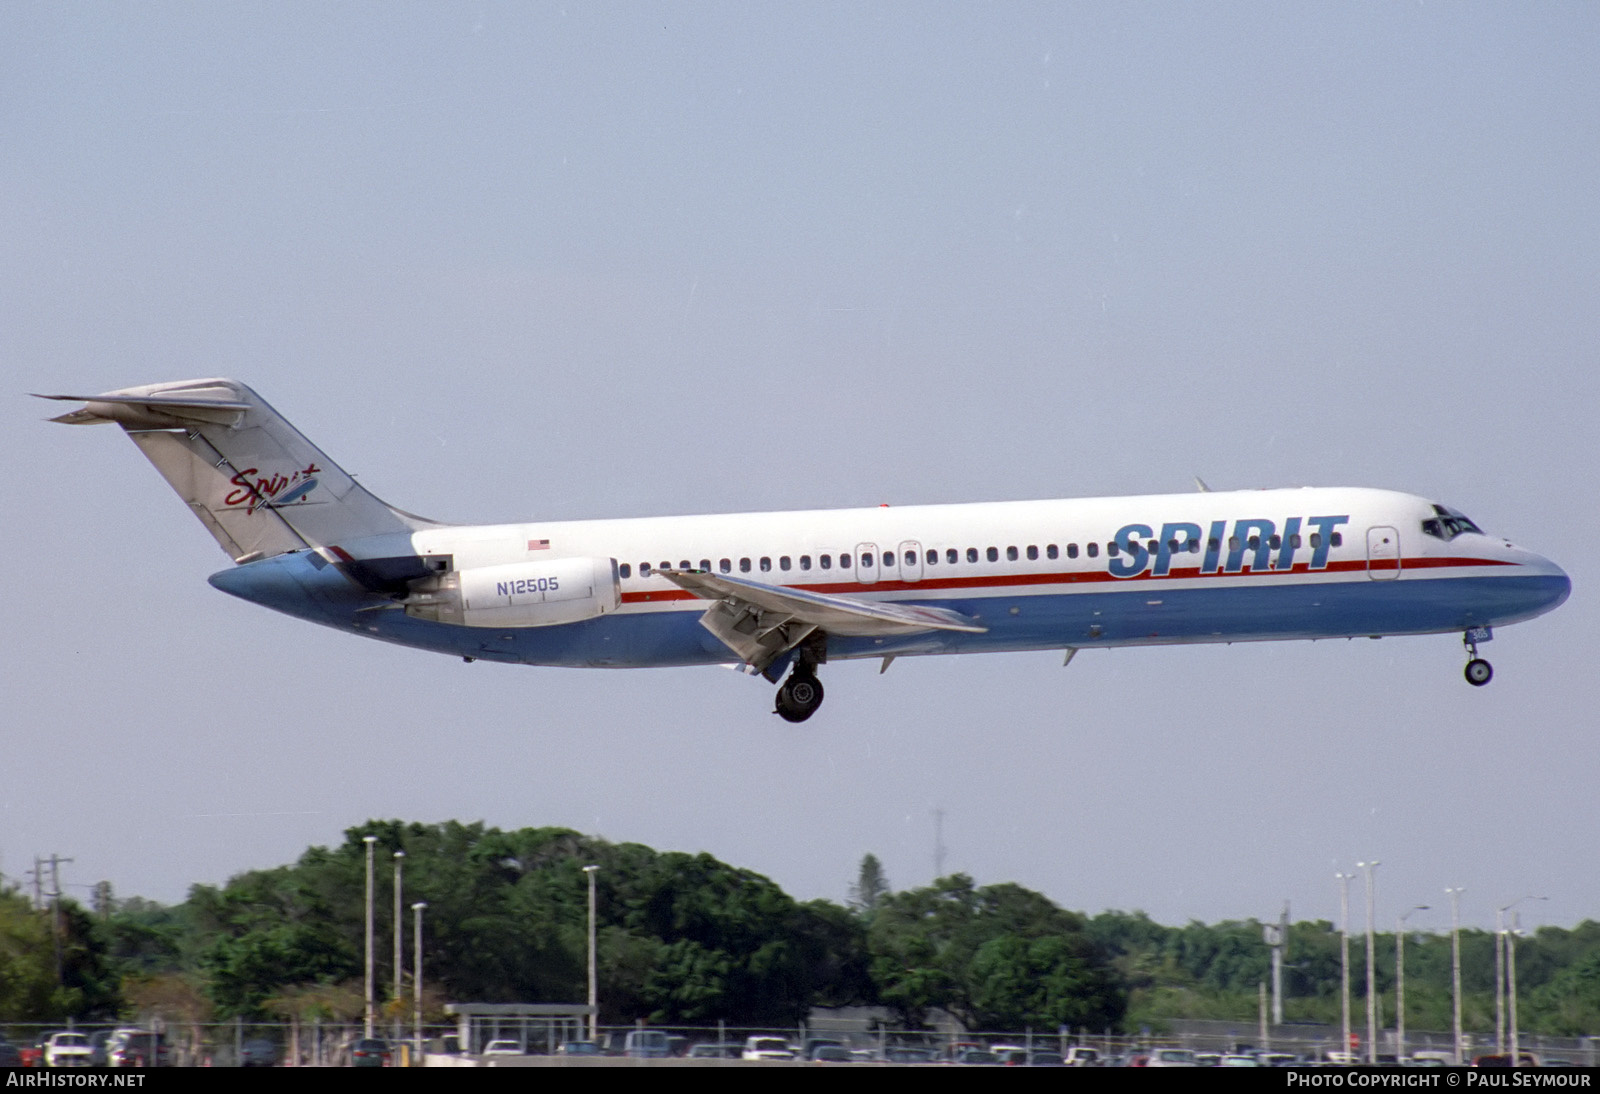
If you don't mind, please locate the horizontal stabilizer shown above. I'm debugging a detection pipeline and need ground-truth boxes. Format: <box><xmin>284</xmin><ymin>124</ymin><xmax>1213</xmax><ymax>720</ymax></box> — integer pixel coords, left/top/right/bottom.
<box><xmin>36</xmin><ymin>383</ymin><xmax>253</xmax><ymax>428</ymax></box>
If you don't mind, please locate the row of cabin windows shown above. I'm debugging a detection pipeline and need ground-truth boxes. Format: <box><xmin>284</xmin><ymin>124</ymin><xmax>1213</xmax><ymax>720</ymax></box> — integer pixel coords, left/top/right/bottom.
<box><xmin>616</xmin><ymin>532</ymin><xmax>1344</xmax><ymax>580</ymax></box>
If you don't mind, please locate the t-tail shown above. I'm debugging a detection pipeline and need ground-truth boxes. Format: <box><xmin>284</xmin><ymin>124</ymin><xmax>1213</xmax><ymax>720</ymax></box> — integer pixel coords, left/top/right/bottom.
<box><xmin>38</xmin><ymin>378</ymin><xmax>441</xmax><ymax>563</ymax></box>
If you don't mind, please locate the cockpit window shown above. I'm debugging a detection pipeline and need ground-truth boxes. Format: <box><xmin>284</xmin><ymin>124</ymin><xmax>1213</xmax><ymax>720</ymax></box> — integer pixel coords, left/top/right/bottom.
<box><xmin>1422</xmin><ymin>504</ymin><xmax>1484</xmax><ymax>541</ymax></box>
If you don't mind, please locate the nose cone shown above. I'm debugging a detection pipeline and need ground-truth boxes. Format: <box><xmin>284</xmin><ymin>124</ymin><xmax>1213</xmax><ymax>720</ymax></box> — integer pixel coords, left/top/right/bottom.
<box><xmin>1540</xmin><ymin>558</ymin><xmax>1573</xmax><ymax>614</ymax></box>
<box><xmin>1505</xmin><ymin>546</ymin><xmax>1571</xmax><ymax>621</ymax></box>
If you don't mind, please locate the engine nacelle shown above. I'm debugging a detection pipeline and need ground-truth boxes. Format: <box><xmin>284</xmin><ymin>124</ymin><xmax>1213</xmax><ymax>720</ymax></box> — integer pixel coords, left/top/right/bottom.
<box><xmin>403</xmin><ymin>557</ymin><xmax>620</xmax><ymax>628</ymax></box>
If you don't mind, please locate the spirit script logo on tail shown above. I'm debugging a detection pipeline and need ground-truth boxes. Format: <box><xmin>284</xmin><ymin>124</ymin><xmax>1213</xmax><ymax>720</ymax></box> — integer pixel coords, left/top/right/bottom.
<box><xmin>223</xmin><ymin>464</ymin><xmax>321</xmax><ymax>514</ymax></box>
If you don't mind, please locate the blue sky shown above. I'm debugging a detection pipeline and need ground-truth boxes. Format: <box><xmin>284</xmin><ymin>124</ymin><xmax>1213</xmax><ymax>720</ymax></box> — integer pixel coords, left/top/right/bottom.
<box><xmin>4</xmin><ymin>3</ymin><xmax>1596</xmax><ymax>935</ymax></box>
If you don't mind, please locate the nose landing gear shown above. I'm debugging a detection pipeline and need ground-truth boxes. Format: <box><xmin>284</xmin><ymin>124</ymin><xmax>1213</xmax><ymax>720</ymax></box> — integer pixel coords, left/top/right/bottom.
<box><xmin>775</xmin><ymin>668</ymin><xmax>824</xmax><ymax>723</ymax></box>
<box><xmin>1463</xmin><ymin>629</ymin><xmax>1493</xmax><ymax>687</ymax></box>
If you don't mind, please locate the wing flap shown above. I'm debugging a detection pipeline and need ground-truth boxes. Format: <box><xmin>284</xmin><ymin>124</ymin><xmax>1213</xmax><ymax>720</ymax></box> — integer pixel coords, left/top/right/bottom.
<box><xmin>657</xmin><ymin>569</ymin><xmax>987</xmax><ymax>637</ymax></box>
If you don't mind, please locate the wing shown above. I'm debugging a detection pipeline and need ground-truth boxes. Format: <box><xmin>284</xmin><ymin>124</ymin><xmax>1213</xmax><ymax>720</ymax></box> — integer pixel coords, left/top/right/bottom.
<box><xmin>656</xmin><ymin>569</ymin><xmax>985</xmax><ymax>673</ymax></box>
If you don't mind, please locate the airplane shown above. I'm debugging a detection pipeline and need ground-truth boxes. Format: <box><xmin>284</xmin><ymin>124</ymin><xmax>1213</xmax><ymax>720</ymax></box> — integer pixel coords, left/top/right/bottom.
<box><xmin>40</xmin><ymin>379</ymin><xmax>1570</xmax><ymax>722</ymax></box>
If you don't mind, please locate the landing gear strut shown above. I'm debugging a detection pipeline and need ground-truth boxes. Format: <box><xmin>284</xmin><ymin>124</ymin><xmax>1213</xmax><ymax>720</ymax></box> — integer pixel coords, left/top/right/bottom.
<box><xmin>1463</xmin><ymin>631</ymin><xmax>1493</xmax><ymax>687</ymax></box>
<box><xmin>775</xmin><ymin>668</ymin><xmax>825</xmax><ymax>723</ymax></box>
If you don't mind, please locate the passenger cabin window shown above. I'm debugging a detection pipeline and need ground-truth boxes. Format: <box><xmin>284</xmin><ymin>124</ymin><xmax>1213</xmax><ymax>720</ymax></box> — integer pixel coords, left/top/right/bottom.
<box><xmin>620</xmin><ymin>563</ymin><xmax>632</xmax><ymax>578</ymax></box>
<box><xmin>927</xmin><ymin>549</ymin><xmax>938</xmax><ymax>565</ymax></box>
<box><xmin>1086</xmin><ymin>543</ymin><xmax>1098</xmax><ymax>558</ymax></box>
<box><xmin>800</xmin><ymin>555</ymin><xmax>812</xmax><ymax>571</ymax></box>
<box><xmin>1027</xmin><ymin>545</ymin><xmax>1038</xmax><ymax>561</ymax></box>
<box><xmin>760</xmin><ymin>557</ymin><xmax>771</xmax><ymax>572</ymax></box>
<box><xmin>820</xmin><ymin>554</ymin><xmax>832</xmax><ymax>569</ymax></box>
<box><xmin>739</xmin><ymin>558</ymin><xmax>751</xmax><ymax>573</ymax></box>
<box><xmin>679</xmin><ymin>560</ymin><xmax>691</xmax><ymax>570</ymax></box>
<box><xmin>1046</xmin><ymin>544</ymin><xmax>1058</xmax><ymax>560</ymax></box>
<box><xmin>1006</xmin><ymin>546</ymin><xmax>1018</xmax><ymax>562</ymax></box>
<box><xmin>946</xmin><ymin>548</ymin><xmax>957</xmax><ymax>564</ymax></box>
<box><xmin>905</xmin><ymin>550</ymin><xmax>917</xmax><ymax>566</ymax></box>
<box><xmin>720</xmin><ymin>558</ymin><xmax>732</xmax><ymax>573</ymax></box>
<box><xmin>840</xmin><ymin>553</ymin><xmax>851</xmax><ymax>569</ymax></box>
<box><xmin>780</xmin><ymin>556</ymin><xmax>791</xmax><ymax>571</ymax></box>
<box><xmin>1066</xmin><ymin>543</ymin><xmax>1078</xmax><ymax>559</ymax></box>
<box><xmin>1108</xmin><ymin>542</ymin><xmax>1119</xmax><ymax>557</ymax></box>
<box><xmin>700</xmin><ymin>559</ymin><xmax>711</xmax><ymax>571</ymax></box>
<box><xmin>967</xmin><ymin>547</ymin><xmax>979</xmax><ymax>563</ymax></box>
<box><xmin>640</xmin><ymin>562</ymin><xmax>653</xmax><ymax>576</ymax></box>
<box><xmin>986</xmin><ymin>547</ymin><xmax>999</xmax><ymax>562</ymax></box>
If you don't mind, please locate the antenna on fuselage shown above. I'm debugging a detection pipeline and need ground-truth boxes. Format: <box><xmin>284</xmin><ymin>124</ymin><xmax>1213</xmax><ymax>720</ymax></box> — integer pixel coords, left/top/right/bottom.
<box><xmin>1194</xmin><ymin>476</ymin><xmax>1213</xmax><ymax>493</ymax></box>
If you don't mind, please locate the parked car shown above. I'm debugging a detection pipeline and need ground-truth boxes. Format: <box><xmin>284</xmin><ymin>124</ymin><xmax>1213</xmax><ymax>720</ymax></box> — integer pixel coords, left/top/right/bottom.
<box><xmin>107</xmin><ymin>1030</ymin><xmax>170</xmax><ymax>1067</ymax></box>
<box><xmin>44</xmin><ymin>1033</ymin><xmax>93</xmax><ymax>1068</ymax></box>
<box><xmin>623</xmin><ymin>1029</ymin><xmax>671</xmax><ymax>1058</ymax></box>
<box><xmin>687</xmin><ymin>1043</ymin><xmax>742</xmax><ymax>1059</ymax></box>
<box><xmin>556</xmin><ymin>1041</ymin><xmax>601</xmax><ymax>1056</ymax></box>
<box><xmin>239</xmin><ymin>1039</ymin><xmax>279</xmax><ymax>1067</ymax></box>
<box><xmin>346</xmin><ymin>1038</ymin><xmax>392</xmax><ymax>1068</ymax></box>
<box><xmin>1473</xmin><ymin>1053</ymin><xmax>1542</xmax><ymax>1067</ymax></box>
<box><xmin>742</xmin><ymin>1036</ymin><xmax>795</xmax><ymax>1061</ymax></box>
<box><xmin>881</xmin><ymin>1046</ymin><xmax>937</xmax><ymax>1063</ymax></box>
<box><xmin>482</xmin><ymin>1040</ymin><xmax>524</xmax><ymax>1056</ymax></box>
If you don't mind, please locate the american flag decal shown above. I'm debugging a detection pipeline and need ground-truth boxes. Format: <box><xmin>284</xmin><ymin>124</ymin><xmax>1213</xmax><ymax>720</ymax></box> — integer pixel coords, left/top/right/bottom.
<box><xmin>528</xmin><ymin>539</ymin><xmax>550</xmax><ymax>551</ymax></box>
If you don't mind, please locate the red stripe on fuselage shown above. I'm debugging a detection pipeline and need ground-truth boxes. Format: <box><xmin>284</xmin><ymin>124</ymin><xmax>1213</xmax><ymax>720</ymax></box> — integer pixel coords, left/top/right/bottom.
<box><xmin>617</xmin><ymin>555</ymin><xmax>1516</xmax><ymax>605</ymax></box>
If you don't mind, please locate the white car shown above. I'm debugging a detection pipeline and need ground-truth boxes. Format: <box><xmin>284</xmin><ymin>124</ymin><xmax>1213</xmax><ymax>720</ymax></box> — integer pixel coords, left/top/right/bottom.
<box><xmin>742</xmin><ymin>1036</ymin><xmax>795</xmax><ymax>1061</ymax></box>
<box><xmin>482</xmin><ymin>1040</ymin><xmax>524</xmax><ymax>1056</ymax></box>
<box><xmin>44</xmin><ymin>1033</ymin><xmax>93</xmax><ymax>1068</ymax></box>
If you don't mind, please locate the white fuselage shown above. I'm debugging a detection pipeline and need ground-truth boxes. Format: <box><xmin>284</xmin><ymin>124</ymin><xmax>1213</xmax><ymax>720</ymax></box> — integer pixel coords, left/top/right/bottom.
<box><xmin>215</xmin><ymin>485</ymin><xmax>1569</xmax><ymax>671</ymax></box>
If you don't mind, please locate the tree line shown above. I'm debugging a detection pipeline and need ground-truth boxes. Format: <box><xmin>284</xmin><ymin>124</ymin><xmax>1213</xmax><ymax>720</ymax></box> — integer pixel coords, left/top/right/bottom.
<box><xmin>4</xmin><ymin>821</ymin><xmax>1599</xmax><ymax>1038</ymax></box>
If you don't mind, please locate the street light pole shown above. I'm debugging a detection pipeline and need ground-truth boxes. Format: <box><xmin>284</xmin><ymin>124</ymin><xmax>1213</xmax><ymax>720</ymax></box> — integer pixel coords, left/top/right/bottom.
<box><xmin>1497</xmin><ymin>895</ymin><xmax>1547</xmax><ymax>1060</ymax></box>
<box><xmin>1396</xmin><ymin>904</ymin><xmax>1429</xmax><ymax>1062</ymax></box>
<box><xmin>1508</xmin><ymin>912</ymin><xmax>1522</xmax><ymax>1067</ymax></box>
<box><xmin>412</xmin><ymin>901</ymin><xmax>427</xmax><ymax>1058</ymax></box>
<box><xmin>393</xmin><ymin>850</ymin><xmax>405</xmax><ymax>1043</ymax></box>
<box><xmin>1495</xmin><ymin>905</ymin><xmax>1507</xmax><ymax>1056</ymax></box>
<box><xmin>1502</xmin><ymin>897</ymin><xmax>1547</xmax><ymax>1067</ymax></box>
<box><xmin>583</xmin><ymin>865</ymin><xmax>600</xmax><ymax>1043</ymax></box>
<box><xmin>1447</xmin><ymin>888</ymin><xmax>1465</xmax><ymax>1065</ymax></box>
<box><xmin>363</xmin><ymin>835</ymin><xmax>377</xmax><ymax>1040</ymax></box>
<box><xmin>1337</xmin><ymin>872</ymin><xmax>1352</xmax><ymax>1062</ymax></box>
<box><xmin>1358</xmin><ymin>861</ymin><xmax>1380</xmax><ymax>1065</ymax></box>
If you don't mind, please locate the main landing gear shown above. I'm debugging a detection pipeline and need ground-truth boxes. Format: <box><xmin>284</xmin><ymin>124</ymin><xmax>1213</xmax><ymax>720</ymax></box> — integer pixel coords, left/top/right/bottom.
<box><xmin>775</xmin><ymin>667</ymin><xmax>825</xmax><ymax>723</ymax></box>
<box><xmin>1463</xmin><ymin>630</ymin><xmax>1493</xmax><ymax>687</ymax></box>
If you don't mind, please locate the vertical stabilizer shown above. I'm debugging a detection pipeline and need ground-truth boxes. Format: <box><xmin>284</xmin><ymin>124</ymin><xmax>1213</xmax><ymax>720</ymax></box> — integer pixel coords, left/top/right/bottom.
<box><xmin>38</xmin><ymin>379</ymin><xmax>439</xmax><ymax>562</ymax></box>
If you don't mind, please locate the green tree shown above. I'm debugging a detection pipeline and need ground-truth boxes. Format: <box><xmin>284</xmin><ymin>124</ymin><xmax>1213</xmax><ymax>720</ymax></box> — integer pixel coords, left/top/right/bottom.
<box><xmin>0</xmin><ymin>890</ymin><xmax>120</xmax><ymax>1020</ymax></box>
<box><xmin>849</xmin><ymin>854</ymin><xmax>890</xmax><ymax>915</ymax></box>
<box><xmin>868</xmin><ymin>875</ymin><xmax>1124</xmax><ymax>1032</ymax></box>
